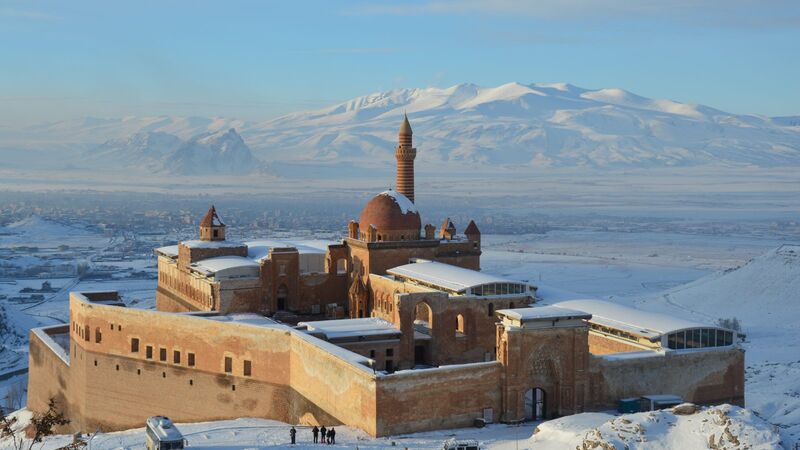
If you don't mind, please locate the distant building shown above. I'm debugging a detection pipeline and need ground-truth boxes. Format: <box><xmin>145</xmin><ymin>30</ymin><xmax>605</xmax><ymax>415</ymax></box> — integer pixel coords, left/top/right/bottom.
<box><xmin>27</xmin><ymin>117</ymin><xmax>744</xmax><ymax>438</ymax></box>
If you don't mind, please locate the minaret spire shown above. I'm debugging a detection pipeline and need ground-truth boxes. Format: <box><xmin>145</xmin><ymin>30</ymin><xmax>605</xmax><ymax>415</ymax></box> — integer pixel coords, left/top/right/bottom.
<box><xmin>395</xmin><ymin>113</ymin><xmax>417</xmax><ymax>202</ymax></box>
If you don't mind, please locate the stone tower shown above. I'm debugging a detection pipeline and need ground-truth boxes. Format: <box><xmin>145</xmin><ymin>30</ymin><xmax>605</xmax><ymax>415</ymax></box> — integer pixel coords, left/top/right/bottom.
<box><xmin>395</xmin><ymin>114</ymin><xmax>417</xmax><ymax>203</ymax></box>
<box><xmin>199</xmin><ymin>205</ymin><xmax>225</xmax><ymax>241</ymax></box>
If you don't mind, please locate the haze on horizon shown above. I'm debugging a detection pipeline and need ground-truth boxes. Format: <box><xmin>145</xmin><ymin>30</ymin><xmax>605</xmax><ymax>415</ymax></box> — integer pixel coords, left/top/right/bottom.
<box><xmin>1</xmin><ymin>0</ymin><xmax>799</xmax><ymax>127</ymax></box>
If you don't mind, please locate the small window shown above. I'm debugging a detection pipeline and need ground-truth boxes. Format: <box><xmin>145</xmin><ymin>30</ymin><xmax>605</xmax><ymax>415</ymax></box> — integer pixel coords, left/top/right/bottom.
<box><xmin>110</xmin><ymin>323</ymin><xmax>114</xmax><ymax>330</ymax></box>
<box><xmin>159</xmin><ymin>348</ymin><xmax>167</xmax><ymax>361</ymax></box>
<box><xmin>162</xmin><ymin>372</ymin><xmax>166</xmax><ymax>378</ymax></box>
<box><xmin>386</xmin><ymin>348</ymin><xmax>394</xmax><ymax>357</ymax></box>
<box><xmin>189</xmin><ymin>379</ymin><xmax>193</xmax><ymax>386</ymax></box>
<box><xmin>213</xmin><ymin>229</ymin><xmax>219</xmax><ymax>238</ymax></box>
<box><xmin>173</xmin><ymin>350</ymin><xmax>181</xmax><ymax>364</ymax></box>
<box><xmin>188</xmin><ymin>353</ymin><xmax>195</xmax><ymax>367</ymax></box>
<box><xmin>131</xmin><ymin>338</ymin><xmax>140</xmax><ymax>353</ymax></box>
<box><xmin>146</xmin><ymin>346</ymin><xmax>153</xmax><ymax>359</ymax></box>
<box><xmin>84</xmin><ymin>325</ymin><xmax>90</xmax><ymax>342</ymax></box>
<box><xmin>115</xmin><ymin>364</ymin><xmax>119</xmax><ymax>371</ymax></box>
<box><xmin>224</xmin><ymin>356</ymin><xmax>232</xmax><ymax>373</ymax></box>
<box><xmin>487</xmin><ymin>303</ymin><xmax>495</xmax><ymax>317</ymax></box>
<box><xmin>95</xmin><ymin>328</ymin><xmax>102</xmax><ymax>343</ymax></box>
<box><xmin>243</xmin><ymin>360</ymin><xmax>252</xmax><ymax>377</ymax></box>
<box><xmin>385</xmin><ymin>360</ymin><xmax>393</xmax><ymax>372</ymax></box>
<box><xmin>369</xmin><ymin>350</ymin><xmax>376</xmax><ymax>358</ymax></box>
<box><xmin>232</xmin><ymin>384</ymin><xmax>236</xmax><ymax>391</ymax></box>
<box><xmin>94</xmin><ymin>360</ymin><xmax>97</xmax><ymax>366</ymax></box>
<box><xmin>137</xmin><ymin>369</ymin><xmax>141</xmax><ymax>375</ymax></box>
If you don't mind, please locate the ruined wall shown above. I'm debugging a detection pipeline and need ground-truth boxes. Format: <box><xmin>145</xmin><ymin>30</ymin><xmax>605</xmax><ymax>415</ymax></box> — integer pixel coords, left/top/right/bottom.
<box><xmin>375</xmin><ymin>362</ymin><xmax>502</xmax><ymax>435</ymax></box>
<box><xmin>587</xmin><ymin>333</ymin><xmax>647</xmax><ymax>355</ymax></box>
<box><xmin>587</xmin><ymin>348</ymin><xmax>745</xmax><ymax>409</ymax></box>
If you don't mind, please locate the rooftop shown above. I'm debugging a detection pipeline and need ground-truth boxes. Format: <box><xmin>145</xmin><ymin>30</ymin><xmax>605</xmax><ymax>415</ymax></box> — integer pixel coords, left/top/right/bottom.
<box><xmin>190</xmin><ymin>256</ymin><xmax>260</xmax><ymax>279</ymax></box>
<box><xmin>298</xmin><ymin>317</ymin><xmax>402</xmax><ymax>341</ymax></box>
<box><xmin>246</xmin><ymin>239</ymin><xmax>328</xmax><ymax>262</ymax></box>
<box><xmin>553</xmin><ymin>299</ymin><xmax>722</xmax><ymax>341</ymax></box>
<box><xmin>497</xmin><ymin>306</ymin><xmax>592</xmax><ymax>322</ymax></box>
<box><xmin>387</xmin><ymin>259</ymin><xmax>530</xmax><ymax>295</ymax></box>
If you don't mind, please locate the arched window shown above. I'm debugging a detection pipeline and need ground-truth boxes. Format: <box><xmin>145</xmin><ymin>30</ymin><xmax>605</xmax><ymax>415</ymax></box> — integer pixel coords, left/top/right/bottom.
<box><xmin>487</xmin><ymin>303</ymin><xmax>495</xmax><ymax>317</ymax></box>
<box><xmin>336</xmin><ymin>258</ymin><xmax>348</xmax><ymax>275</ymax></box>
<box><xmin>414</xmin><ymin>302</ymin><xmax>433</xmax><ymax>331</ymax></box>
<box><xmin>456</xmin><ymin>314</ymin><xmax>466</xmax><ymax>336</ymax></box>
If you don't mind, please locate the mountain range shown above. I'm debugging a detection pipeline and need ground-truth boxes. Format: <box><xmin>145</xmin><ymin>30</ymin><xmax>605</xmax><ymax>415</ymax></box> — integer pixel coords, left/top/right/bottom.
<box><xmin>2</xmin><ymin>82</ymin><xmax>799</xmax><ymax>172</ymax></box>
<box><xmin>85</xmin><ymin>128</ymin><xmax>264</xmax><ymax>175</ymax></box>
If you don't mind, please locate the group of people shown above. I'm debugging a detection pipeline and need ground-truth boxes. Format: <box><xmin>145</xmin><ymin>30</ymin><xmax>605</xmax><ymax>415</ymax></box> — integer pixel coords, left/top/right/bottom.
<box><xmin>288</xmin><ymin>425</ymin><xmax>336</xmax><ymax>445</ymax></box>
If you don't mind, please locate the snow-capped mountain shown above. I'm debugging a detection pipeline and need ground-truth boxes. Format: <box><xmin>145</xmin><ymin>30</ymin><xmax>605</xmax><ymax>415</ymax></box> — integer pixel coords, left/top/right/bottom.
<box><xmin>86</xmin><ymin>131</ymin><xmax>183</xmax><ymax>169</ymax></box>
<box><xmin>4</xmin><ymin>82</ymin><xmax>800</xmax><ymax>170</ymax></box>
<box><xmin>163</xmin><ymin>128</ymin><xmax>263</xmax><ymax>175</ymax></box>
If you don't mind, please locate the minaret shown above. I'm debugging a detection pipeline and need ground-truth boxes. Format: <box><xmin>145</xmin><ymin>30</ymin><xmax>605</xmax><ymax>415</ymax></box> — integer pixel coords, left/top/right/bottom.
<box><xmin>395</xmin><ymin>113</ymin><xmax>417</xmax><ymax>203</ymax></box>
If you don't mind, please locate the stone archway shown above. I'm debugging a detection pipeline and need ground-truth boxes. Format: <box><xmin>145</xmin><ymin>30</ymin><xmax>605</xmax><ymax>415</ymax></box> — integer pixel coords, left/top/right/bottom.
<box><xmin>524</xmin><ymin>387</ymin><xmax>547</xmax><ymax>421</ymax></box>
<box><xmin>277</xmin><ymin>284</ymin><xmax>288</xmax><ymax>311</ymax></box>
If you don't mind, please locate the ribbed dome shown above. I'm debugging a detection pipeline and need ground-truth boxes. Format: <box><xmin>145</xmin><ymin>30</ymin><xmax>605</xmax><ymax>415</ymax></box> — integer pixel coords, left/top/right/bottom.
<box><xmin>359</xmin><ymin>190</ymin><xmax>421</xmax><ymax>232</ymax></box>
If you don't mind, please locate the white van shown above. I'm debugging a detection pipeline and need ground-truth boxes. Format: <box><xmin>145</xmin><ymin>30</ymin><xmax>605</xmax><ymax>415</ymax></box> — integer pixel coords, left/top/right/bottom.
<box><xmin>145</xmin><ymin>416</ymin><xmax>186</xmax><ymax>450</ymax></box>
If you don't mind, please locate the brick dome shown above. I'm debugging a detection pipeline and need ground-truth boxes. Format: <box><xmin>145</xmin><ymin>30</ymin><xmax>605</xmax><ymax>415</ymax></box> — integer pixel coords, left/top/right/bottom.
<box><xmin>359</xmin><ymin>190</ymin><xmax>421</xmax><ymax>235</ymax></box>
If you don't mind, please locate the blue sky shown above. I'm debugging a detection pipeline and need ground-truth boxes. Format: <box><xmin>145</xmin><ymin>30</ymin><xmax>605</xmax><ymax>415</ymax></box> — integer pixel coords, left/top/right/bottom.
<box><xmin>1</xmin><ymin>0</ymin><xmax>798</xmax><ymax>125</ymax></box>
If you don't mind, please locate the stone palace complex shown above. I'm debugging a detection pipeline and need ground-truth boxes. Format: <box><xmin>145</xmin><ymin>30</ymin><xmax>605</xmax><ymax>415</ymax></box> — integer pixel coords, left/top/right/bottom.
<box><xmin>27</xmin><ymin>116</ymin><xmax>744</xmax><ymax>437</ymax></box>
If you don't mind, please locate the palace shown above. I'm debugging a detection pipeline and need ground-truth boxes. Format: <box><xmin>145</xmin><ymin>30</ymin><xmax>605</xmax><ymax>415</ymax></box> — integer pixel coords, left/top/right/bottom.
<box><xmin>27</xmin><ymin>115</ymin><xmax>744</xmax><ymax>437</ymax></box>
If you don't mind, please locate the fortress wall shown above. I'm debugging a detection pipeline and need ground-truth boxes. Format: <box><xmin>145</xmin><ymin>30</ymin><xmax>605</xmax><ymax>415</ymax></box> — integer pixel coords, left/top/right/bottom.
<box><xmin>27</xmin><ymin>326</ymin><xmax>76</xmax><ymax>432</ymax></box>
<box><xmin>374</xmin><ymin>361</ymin><xmax>502</xmax><ymax>436</ymax></box>
<box><xmin>587</xmin><ymin>332</ymin><xmax>649</xmax><ymax>355</ymax></box>
<box><xmin>587</xmin><ymin>347</ymin><xmax>745</xmax><ymax>410</ymax></box>
<box><xmin>32</xmin><ymin>292</ymin><xmax>379</xmax><ymax>434</ymax></box>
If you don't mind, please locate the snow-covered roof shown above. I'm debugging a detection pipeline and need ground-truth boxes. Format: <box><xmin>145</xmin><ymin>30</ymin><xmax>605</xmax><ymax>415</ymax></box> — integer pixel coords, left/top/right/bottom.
<box><xmin>497</xmin><ymin>306</ymin><xmax>591</xmax><ymax>322</ymax></box>
<box><xmin>190</xmin><ymin>256</ymin><xmax>259</xmax><ymax>279</ymax></box>
<box><xmin>155</xmin><ymin>245</ymin><xmax>179</xmax><ymax>258</ymax></box>
<box><xmin>146</xmin><ymin>416</ymin><xmax>184</xmax><ymax>442</ymax></box>
<box><xmin>553</xmin><ymin>299</ymin><xmax>718</xmax><ymax>341</ymax></box>
<box><xmin>377</xmin><ymin>190</ymin><xmax>417</xmax><ymax>214</ymax></box>
<box><xmin>298</xmin><ymin>317</ymin><xmax>401</xmax><ymax>341</ymax></box>
<box><xmin>182</xmin><ymin>239</ymin><xmax>245</xmax><ymax>249</ymax></box>
<box><xmin>201</xmin><ymin>313</ymin><xmax>281</xmax><ymax>328</ymax></box>
<box><xmin>245</xmin><ymin>239</ymin><xmax>327</xmax><ymax>262</ymax></box>
<box><xmin>387</xmin><ymin>259</ymin><xmax>529</xmax><ymax>294</ymax></box>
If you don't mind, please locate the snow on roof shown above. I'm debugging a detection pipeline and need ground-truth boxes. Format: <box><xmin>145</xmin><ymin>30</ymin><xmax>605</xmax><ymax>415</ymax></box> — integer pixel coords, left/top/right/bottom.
<box><xmin>201</xmin><ymin>313</ymin><xmax>281</xmax><ymax>328</ymax></box>
<box><xmin>245</xmin><ymin>239</ymin><xmax>327</xmax><ymax>262</ymax></box>
<box><xmin>553</xmin><ymin>299</ymin><xmax>717</xmax><ymax>341</ymax></box>
<box><xmin>497</xmin><ymin>306</ymin><xmax>591</xmax><ymax>321</ymax></box>
<box><xmin>155</xmin><ymin>245</ymin><xmax>179</xmax><ymax>257</ymax></box>
<box><xmin>182</xmin><ymin>239</ymin><xmax>245</xmax><ymax>249</ymax></box>
<box><xmin>190</xmin><ymin>256</ymin><xmax>259</xmax><ymax>278</ymax></box>
<box><xmin>387</xmin><ymin>260</ymin><xmax>528</xmax><ymax>293</ymax></box>
<box><xmin>377</xmin><ymin>190</ymin><xmax>417</xmax><ymax>214</ymax></box>
<box><xmin>31</xmin><ymin>325</ymin><xmax>70</xmax><ymax>365</ymax></box>
<box><xmin>298</xmin><ymin>317</ymin><xmax>401</xmax><ymax>341</ymax></box>
<box><xmin>146</xmin><ymin>416</ymin><xmax>184</xmax><ymax>442</ymax></box>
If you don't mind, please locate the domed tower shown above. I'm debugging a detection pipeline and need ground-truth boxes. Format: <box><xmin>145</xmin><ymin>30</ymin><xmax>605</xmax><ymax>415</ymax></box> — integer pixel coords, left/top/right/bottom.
<box><xmin>199</xmin><ymin>205</ymin><xmax>225</xmax><ymax>241</ymax></box>
<box><xmin>358</xmin><ymin>191</ymin><xmax>421</xmax><ymax>242</ymax></box>
<box><xmin>395</xmin><ymin>114</ymin><xmax>417</xmax><ymax>203</ymax></box>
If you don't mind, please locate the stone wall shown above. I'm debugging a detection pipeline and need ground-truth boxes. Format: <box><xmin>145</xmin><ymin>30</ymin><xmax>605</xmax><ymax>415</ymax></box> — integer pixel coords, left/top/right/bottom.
<box><xmin>587</xmin><ymin>332</ymin><xmax>647</xmax><ymax>355</ymax></box>
<box><xmin>587</xmin><ymin>348</ymin><xmax>745</xmax><ymax>409</ymax></box>
<box><xmin>375</xmin><ymin>362</ymin><xmax>502</xmax><ymax>435</ymax></box>
<box><xmin>29</xmin><ymin>292</ymin><xmax>379</xmax><ymax>435</ymax></box>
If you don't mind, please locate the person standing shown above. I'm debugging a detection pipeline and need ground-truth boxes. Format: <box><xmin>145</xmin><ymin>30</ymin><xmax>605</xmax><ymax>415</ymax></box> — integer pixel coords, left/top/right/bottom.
<box><xmin>328</xmin><ymin>427</ymin><xmax>336</xmax><ymax>445</ymax></box>
<box><xmin>320</xmin><ymin>426</ymin><xmax>327</xmax><ymax>444</ymax></box>
<box><xmin>312</xmin><ymin>425</ymin><xmax>319</xmax><ymax>444</ymax></box>
<box><xmin>290</xmin><ymin>426</ymin><xmax>296</xmax><ymax>445</ymax></box>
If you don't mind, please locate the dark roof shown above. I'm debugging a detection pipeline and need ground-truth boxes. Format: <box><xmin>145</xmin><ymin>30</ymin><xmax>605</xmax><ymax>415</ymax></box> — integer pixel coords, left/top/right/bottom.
<box><xmin>200</xmin><ymin>205</ymin><xmax>224</xmax><ymax>227</ymax></box>
<box><xmin>399</xmin><ymin>113</ymin><xmax>413</xmax><ymax>135</ymax></box>
<box><xmin>464</xmin><ymin>220</ymin><xmax>481</xmax><ymax>236</ymax></box>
